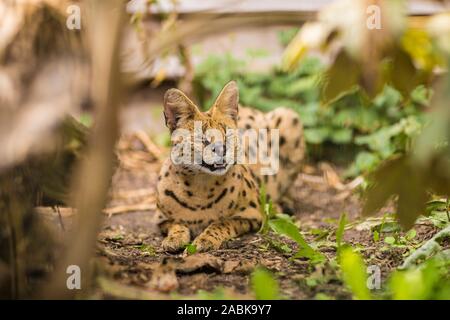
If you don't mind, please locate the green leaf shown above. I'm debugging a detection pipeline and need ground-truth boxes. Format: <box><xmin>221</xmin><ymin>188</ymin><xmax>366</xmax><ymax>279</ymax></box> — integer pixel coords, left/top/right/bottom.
<box><xmin>185</xmin><ymin>243</ymin><xmax>197</xmax><ymax>255</ymax></box>
<box><xmin>304</xmin><ymin>127</ymin><xmax>330</xmax><ymax>144</ymax></box>
<box><xmin>373</xmin><ymin>230</ymin><xmax>380</xmax><ymax>242</ymax></box>
<box><xmin>384</xmin><ymin>236</ymin><xmax>396</xmax><ymax>245</ymax></box>
<box><xmin>410</xmin><ymin>85</ymin><xmax>430</xmax><ymax>106</ymax></box>
<box><xmin>354</xmin><ymin>152</ymin><xmax>381</xmax><ymax>173</ymax></box>
<box><xmin>339</xmin><ymin>247</ymin><xmax>372</xmax><ymax>300</ymax></box>
<box><xmin>405</xmin><ymin>229</ymin><xmax>417</xmax><ymax>241</ymax></box>
<box><xmin>269</xmin><ymin>218</ymin><xmax>326</xmax><ymax>263</ymax></box>
<box><xmin>336</xmin><ymin>212</ymin><xmax>347</xmax><ymax>252</ymax></box>
<box><xmin>78</xmin><ymin>113</ymin><xmax>92</xmax><ymax>127</ymax></box>
<box><xmin>269</xmin><ymin>219</ymin><xmax>307</xmax><ymax>247</ymax></box>
<box><xmin>264</xmin><ymin>237</ymin><xmax>292</xmax><ymax>254</ymax></box>
<box><xmin>378</xmin><ymin>221</ymin><xmax>401</xmax><ymax>233</ymax></box>
<box><xmin>331</xmin><ymin>128</ymin><xmax>353</xmax><ymax>144</ymax></box>
<box><xmin>251</xmin><ymin>267</ymin><xmax>280</xmax><ymax>300</ymax></box>
<box><xmin>425</xmin><ymin>199</ymin><xmax>448</xmax><ymax>215</ymax></box>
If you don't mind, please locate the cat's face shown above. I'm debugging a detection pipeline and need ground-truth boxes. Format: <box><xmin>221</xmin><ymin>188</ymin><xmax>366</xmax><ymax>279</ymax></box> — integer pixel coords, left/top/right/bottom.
<box><xmin>163</xmin><ymin>81</ymin><xmax>239</xmax><ymax>176</ymax></box>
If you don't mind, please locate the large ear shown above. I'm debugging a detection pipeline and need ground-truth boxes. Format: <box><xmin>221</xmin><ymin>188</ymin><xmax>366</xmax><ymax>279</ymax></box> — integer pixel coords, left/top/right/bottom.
<box><xmin>212</xmin><ymin>81</ymin><xmax>239</xmax><ymax>122</ymax></box>
<box><xmin>163</xmin><ymin>88</ymin><xmax>199</xmax><ymax>131</ymax></box>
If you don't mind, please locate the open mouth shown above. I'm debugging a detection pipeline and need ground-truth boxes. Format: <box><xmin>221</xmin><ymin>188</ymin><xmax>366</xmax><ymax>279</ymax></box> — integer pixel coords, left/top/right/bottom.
<box><xmin>201</xmin><ymin>161</ymin><xmax>227</xmax><ymax>172</ymax></box>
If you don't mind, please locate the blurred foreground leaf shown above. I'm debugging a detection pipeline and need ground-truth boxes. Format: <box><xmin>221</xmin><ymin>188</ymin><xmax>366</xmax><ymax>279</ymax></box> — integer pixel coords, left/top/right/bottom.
<box><xmin>363</xmin><ymin>58</ymin><xmax>450</xmax><ymax>228</ymax></box>
<box><xmin>362</xmin><ymin>156</ymin><xmax>428</xmax><ymax>229</ymax></box>
<box><xmin>251</xmin><ymin>267</ymin><xmax>280</xmax><ymax>300</ymax></box>
<box><xmin>339</xmin><ymin>247</ymin><xmax>372</xmax><ymax>300</ymax></box>
<box><xmin>389</xmin><ymin>255</ymin><xmax>450</xmax><ymax>299</ymax></box>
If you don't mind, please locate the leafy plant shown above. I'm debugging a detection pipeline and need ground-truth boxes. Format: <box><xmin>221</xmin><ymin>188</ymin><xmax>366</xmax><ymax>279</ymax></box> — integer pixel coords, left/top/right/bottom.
<box><xmin>258</xmin><ymin>185</ymin><xmax>325</xmax><ymax>263</ymax></box>
<box><xmin>269</xmin><ymin>218</ymin><xmax>326</xmax><ymax>264</ymax></box>
<box><xmin>259</xmin><ymin>183</ymin><xmax>276</xmax><ymax>234</ymax></box>
<box><xmin>424</xmin><ymin>198</ymin><xmax>450</xmax><ymax>228</ymax></box>
<box><xmin>383</xmin><ymin>229</ymin><xmax>417</xmax><ymax>248</ymax></box>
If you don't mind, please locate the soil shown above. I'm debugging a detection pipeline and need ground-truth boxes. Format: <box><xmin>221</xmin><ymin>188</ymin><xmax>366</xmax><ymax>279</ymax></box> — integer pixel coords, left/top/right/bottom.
<box><xmin>84</xmin><ymin>133</ymin><xmax>442</xmax><ymax>300</ymax></box>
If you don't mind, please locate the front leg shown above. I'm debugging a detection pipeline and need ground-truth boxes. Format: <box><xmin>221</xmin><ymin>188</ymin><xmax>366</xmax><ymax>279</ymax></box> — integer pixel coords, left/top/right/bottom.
<box><xmin>192</xmin><ymin>214</ymin><xmax>261</xmax><ymax>252</ymax></box>
<box><xmin>161</xmin><ymin>223</ymin><xmax>191</xmax><ymax>252</ymax></box>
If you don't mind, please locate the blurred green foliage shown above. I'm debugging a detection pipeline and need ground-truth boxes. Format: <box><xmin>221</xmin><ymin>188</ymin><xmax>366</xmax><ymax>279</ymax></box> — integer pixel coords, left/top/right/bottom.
<box><xmin>194</xmin><ymin>53</ymin><xmax>430</xmax><ymax>176</ymax></box>
<box><xmin>389</xmin><ymin>251</ymin><xmax>450</xmax><ymax>299</ymax></box>
<box><xmin>338</xmin><ymin>245</ymin><xmax>450</xmax><ymax>300</ymax></box>
<box><xmin>339</xmin><ymin>247</ymin><xmax>372</xmax><ymax>300</ymax></box>
<box><xmin>251</xmin><ymin>267</ymin><xmax>280</xmax><ymax>300</ymax></box>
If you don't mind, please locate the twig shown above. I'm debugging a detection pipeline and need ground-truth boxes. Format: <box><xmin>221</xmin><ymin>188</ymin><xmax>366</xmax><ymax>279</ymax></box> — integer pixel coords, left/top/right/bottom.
<box><xmin>134</xmin><ymin>130</ymin><xmax>163</xmax><ymax>160</ymax></box>
<box><xmin>103</xmin><ymin>203</ymin><xmax>156</xmax><ymax>217</ymax></box>
<box><xmin>299</xmin><ymin>173</ymin><xmax>324</xmax><ymax>184</ymax></box>
<box><xmin>111</xmin><ymin>188</ymin><xmax>155</xmax><ymax>199</ymax></box>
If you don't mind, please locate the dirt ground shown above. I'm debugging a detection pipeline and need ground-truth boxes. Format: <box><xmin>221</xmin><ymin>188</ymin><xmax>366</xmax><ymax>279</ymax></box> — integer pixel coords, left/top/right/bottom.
<box><xmin>81</xmin><ymin>133</ymin><xmax>442</xmax><ymax>300</ymax></box>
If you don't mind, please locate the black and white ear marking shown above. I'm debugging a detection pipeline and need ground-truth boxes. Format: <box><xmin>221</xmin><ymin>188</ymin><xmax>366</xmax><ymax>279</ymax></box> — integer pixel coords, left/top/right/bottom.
<box><xmin>212</xmin><ymin>81</ymin><xmax>239</xmax><ymax>122</ymax></box>
<box><xmin>163</xmin><ymin>88</ymin><xmax>199</xmax><ymax>131</ymax></box>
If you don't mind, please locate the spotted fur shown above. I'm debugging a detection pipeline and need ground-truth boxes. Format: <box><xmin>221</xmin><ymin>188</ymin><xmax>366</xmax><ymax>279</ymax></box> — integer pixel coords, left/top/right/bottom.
<box><xmin>156</xmin><ymin>81</ymin><xmax>305</xmax><ymax>252</ymax></box>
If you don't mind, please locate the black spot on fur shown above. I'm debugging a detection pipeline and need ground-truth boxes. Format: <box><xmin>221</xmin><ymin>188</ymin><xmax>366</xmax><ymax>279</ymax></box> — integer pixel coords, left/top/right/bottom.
<box><xmin>164</xmin><ymin>189</ymin><xmax>197</xmax><ymax>211</ymax></box>
<box><xmin>214</xmin><ymin>188</ymin><xmax>228</xmax><ymax>204</ymax></box>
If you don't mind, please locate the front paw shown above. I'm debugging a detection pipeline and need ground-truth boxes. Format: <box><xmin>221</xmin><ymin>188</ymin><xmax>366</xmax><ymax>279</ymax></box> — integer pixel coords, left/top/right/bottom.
<box><xmin>161</xmin><ymin>236</ymin><xmax>189</xmax><ymax>253</ymax></box>
<box><xmin>191</xmin><ymin>236</ymin><xmax>221</xmax><ymax>253</ymax></box>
